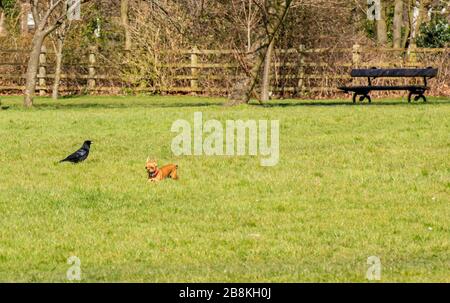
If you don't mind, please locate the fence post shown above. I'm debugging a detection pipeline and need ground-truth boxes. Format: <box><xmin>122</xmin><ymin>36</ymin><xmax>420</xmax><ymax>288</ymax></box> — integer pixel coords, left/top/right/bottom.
<box><xmin>88</xmin><ymin>45</ymin><xmax>97</xmax><ymax>91</ymax></box>
<box><xmin>298</xmin><ymin>44</ymin><xmax>305</xmax><ymax>94</ymax></box>
<box><xmin>38</xmin><ymin>45</ymin><xmax>47</xmax><ymax>96</ymax></box>
<box><xmin>407</xmin><ymin>44</ymin><xmax>417</xmax><ymax>64</ymax></box>
<box><xmin>190</xmin><ymin>46</ymin><xmax>199</xmax><ymax>94</ymax></box>
<box><xmin>352</xmin><ymin>44</ymin><xmax>361</xmax><ymax>67</ymax></box>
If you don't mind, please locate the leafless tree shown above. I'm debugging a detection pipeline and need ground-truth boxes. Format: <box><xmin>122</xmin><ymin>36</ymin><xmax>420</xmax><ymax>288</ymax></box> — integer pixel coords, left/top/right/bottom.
<box><xmin>228</xmin><ymin>0</ymin><xmax>294</xmax><ymax>105</ymax></box>
<box><xmin>393</xmin><ymin>0</ymin><xmax>404</xmax><ymax>48</ymax></box>
<box><xmin>0</xmin><ymin>1</ymin><xmax>7</xmax><ymax>37</ymax></box>
<box><xmin>121</xmin><ymin>0</ymin><xmax>130</xmax><ymax>51</ymax></box>
<box><xmin>24</xmin><ymin>0</ymin><xmax>91</xmax><ymax>107</ymax></box>
<box><xmin>377</xmin><ymin>0</ymin><xmax>388</xmax><ymax>46</ymax></box>
<box><xmin>50</xmin><ymin>17</ymin><xmax>70</xmax><ymax>99</ymax></box>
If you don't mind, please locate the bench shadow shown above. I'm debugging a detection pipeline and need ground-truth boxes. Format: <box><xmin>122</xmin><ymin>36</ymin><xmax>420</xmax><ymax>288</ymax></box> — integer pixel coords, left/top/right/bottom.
<box><xmin>254</xmin><ymin>100</ymin><xmax>450</xmax><ymax>107</ymax></box>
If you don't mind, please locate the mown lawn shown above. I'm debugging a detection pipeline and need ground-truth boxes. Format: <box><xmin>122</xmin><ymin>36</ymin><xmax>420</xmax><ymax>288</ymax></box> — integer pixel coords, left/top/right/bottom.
<box><xmin>0</xmin><ymin>95</ymin><xmax>449</xmax><ymax>282</ymax></box>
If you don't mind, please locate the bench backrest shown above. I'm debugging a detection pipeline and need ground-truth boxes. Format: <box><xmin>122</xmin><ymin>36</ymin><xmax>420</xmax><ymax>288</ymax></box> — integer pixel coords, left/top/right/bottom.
<box><xmin>351</xmin><ymin>68</ymin><xmax>438</xmax><ymax>78</ymax></box>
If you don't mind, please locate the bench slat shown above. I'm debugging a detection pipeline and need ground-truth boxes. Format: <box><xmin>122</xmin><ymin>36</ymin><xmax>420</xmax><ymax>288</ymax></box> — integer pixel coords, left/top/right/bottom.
<box><xmin>339</xmin><ymin>85</ymin><xmax>427</xmax><ymax>92</ymax></box>
<box><xmin>351</xmin><ymin>68</ymin><xmax>437</xmax><ymax>78</ymax></box>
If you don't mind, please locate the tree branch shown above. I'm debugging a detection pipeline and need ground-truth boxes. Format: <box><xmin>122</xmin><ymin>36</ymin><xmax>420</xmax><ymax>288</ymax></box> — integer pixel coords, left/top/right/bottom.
<box><xmin>31</xmin><ymin>0</ymin><xmax>40</xmax><ymax>25</ymax></box>
<box><xmin>40</xmin><ymin>0</ymin><xmax>64</xmax><ymax>27</ymax></box>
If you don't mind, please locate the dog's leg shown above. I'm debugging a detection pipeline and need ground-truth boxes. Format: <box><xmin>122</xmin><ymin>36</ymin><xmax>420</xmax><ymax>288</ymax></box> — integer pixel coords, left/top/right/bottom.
<box><xmin>170</xmin><ymin>168</ymin><xmax>179</xmax><ymax>180</ymax></box>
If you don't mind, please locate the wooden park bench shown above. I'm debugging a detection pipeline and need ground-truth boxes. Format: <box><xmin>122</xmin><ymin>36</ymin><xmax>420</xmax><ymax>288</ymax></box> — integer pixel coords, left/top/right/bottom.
<box><xmin>339</xmin><ymin>67</ymin><xmax>438</xmax><ymax>103</ymax></box>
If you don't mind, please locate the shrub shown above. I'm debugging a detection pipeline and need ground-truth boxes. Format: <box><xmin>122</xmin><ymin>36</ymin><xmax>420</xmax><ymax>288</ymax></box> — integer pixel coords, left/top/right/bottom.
<box><xmin>417</xmin><ymin>17</ymin><xmax>450</xmax><ymax>48</ymax></box>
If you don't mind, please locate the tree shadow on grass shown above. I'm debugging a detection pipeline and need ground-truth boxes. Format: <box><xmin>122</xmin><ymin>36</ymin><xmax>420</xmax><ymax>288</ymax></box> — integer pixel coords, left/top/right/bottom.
<box><xmin>31</xmin><ymin>101</ymin><xmax>224</xmax><ymax>110</ymax></box>
<box><xmin>4</xmin><ymin>96</ymin><xmax>449</xmax><ymax>110</ymax></box>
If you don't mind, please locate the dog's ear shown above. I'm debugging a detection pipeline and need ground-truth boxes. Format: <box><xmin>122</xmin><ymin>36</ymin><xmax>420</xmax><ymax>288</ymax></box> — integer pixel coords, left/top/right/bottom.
<box><xmin>147</xmin><ymin>156</ymin><xmax>150</xmax><ymax>162</ymax></box>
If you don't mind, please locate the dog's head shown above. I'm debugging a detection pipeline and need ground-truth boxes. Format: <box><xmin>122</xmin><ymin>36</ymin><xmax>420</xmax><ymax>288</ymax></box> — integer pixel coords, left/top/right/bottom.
<box><xmin>145</xmin><ymin>157</ymin><xmax>158</xmax><ymax>174</ymax></box>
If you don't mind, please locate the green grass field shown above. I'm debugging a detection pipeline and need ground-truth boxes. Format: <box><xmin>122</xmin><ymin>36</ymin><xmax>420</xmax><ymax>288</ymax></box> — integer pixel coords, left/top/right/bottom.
<box><xmin>0</xmin><ymin>95</ymin><xmax>449</xmax><ymax>282</ymax></box>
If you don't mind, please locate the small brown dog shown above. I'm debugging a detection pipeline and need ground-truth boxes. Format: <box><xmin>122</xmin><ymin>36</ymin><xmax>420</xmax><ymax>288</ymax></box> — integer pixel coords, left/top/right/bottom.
<box><xmin>146</xmin><ymin>158</ymin><xmax>179</xmax><ymax>182</ymax></box>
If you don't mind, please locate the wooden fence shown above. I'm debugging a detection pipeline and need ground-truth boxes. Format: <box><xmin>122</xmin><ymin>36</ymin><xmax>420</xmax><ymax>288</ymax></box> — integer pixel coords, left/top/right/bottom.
<box><xmin>0</xmin><ymin>45</ymin><xmax>448</xmax><ymax>97</ymax></box>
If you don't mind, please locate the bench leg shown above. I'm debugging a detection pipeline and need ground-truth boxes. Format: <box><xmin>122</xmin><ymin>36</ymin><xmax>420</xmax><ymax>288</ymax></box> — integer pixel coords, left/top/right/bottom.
<box><xmin>361</xmin><ymin>94</ymin><xmax>372</xmax><ymax>103</ymax></box>
<box><xmin>417</xmin><ymin>95</ymin><xmax>427</xmax><ymax>102</ymax></box>
<box><xmin>353</xmin><ymin>92</ymin><xmax>371</xmax><ymax>104</ymax></box>
<box><xmin>408</xmin><ymin>91</ymin><xmax>427</xmax><ymax>103</ymax></box>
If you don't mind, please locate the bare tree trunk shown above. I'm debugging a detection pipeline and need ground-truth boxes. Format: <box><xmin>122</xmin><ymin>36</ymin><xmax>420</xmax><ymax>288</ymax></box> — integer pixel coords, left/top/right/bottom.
<box><xmin>24</xmin><ymin>32</ymin><xmax>45</xmax><ymax>108</ymax></box>
<box><xmin>246</xmin><ymin>0</ymin><xmax>252</xmax><ymax>52</ymax></box>
<box><xmin>51</xmin><ymin>18</ymin><xmax>69</xmax><ymax>100</ymax></box>
<box><xmin>247</xmin><ymin>19</ymin><xmax>252</xmax><ymax>52</ymax></box>
<box><xmin>23</xmin><ymin>0</ymin><xmax>80</xmax><ymax>107</ymax></box>
<box><xmin>121</xmin><ymin>0</ymin><xmax>131</xmax><ymax>50</ymax></box>
<box><xmin>52</xmin><ymin>38</ymin><xmax>64</xmax><ymax>100</ymax></box>
<box><xmin>377</xmin><ymin>0</ymin><xmax>388</xmax><ymax>46</ymax></box>
<box><xmin>261</xmin><ymin>38</ymin><xmax>274</xmax><ymax>102</ymax></box>
<box><xmin>409</xmin><ymin>0</ymin><xmax>423</xmax><ymax>48</ymax></box>
<box><xmin>402</xmin><ymin>0</ymin><xmax>411</xmax><ymax>48</ymax></box>
<box><xmin>393</xmin><ymin>0</ymin><xmax>404</xmax><ymax>48</ymax></box>
<box><xmin>228</xmin><ymin>0</ymin><xmax>293</xmax><ymax>105</ymax></box>
<box><xmin>0</xmin><ymin>10</ymin><xmax>7</xmax><ymax>37</ymax></box>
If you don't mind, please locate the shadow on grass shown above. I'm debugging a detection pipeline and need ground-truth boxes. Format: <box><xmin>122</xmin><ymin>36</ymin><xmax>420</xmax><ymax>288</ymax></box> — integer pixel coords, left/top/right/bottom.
<box><xmin>253</xmin><ymin>99</ymin><xmax>450</xmax><ymax>107</ymax></box>
<box><xmin>31</xmin><ymin>101</ymin><xmax>224</xmax><ymax>110</ymax></box>
<box><xmin>3</xmin><ymin>95</ymin><xmax>449</xmax><ymax>110</ymax></box>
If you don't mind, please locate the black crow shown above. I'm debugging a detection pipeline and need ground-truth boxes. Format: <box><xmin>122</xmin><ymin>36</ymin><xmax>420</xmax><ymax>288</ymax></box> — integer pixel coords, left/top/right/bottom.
<box><xmin>60</xmin><ymin>140</ymin><xmax>93</xmax><ymax>163</ymax></box>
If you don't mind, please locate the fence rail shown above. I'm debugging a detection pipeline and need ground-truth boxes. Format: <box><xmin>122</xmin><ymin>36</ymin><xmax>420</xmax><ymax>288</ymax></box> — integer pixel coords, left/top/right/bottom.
<box><xmin>0</xmin><ymin>45</ymin><xmax>448</xmax><ymax>97</ymax></box>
